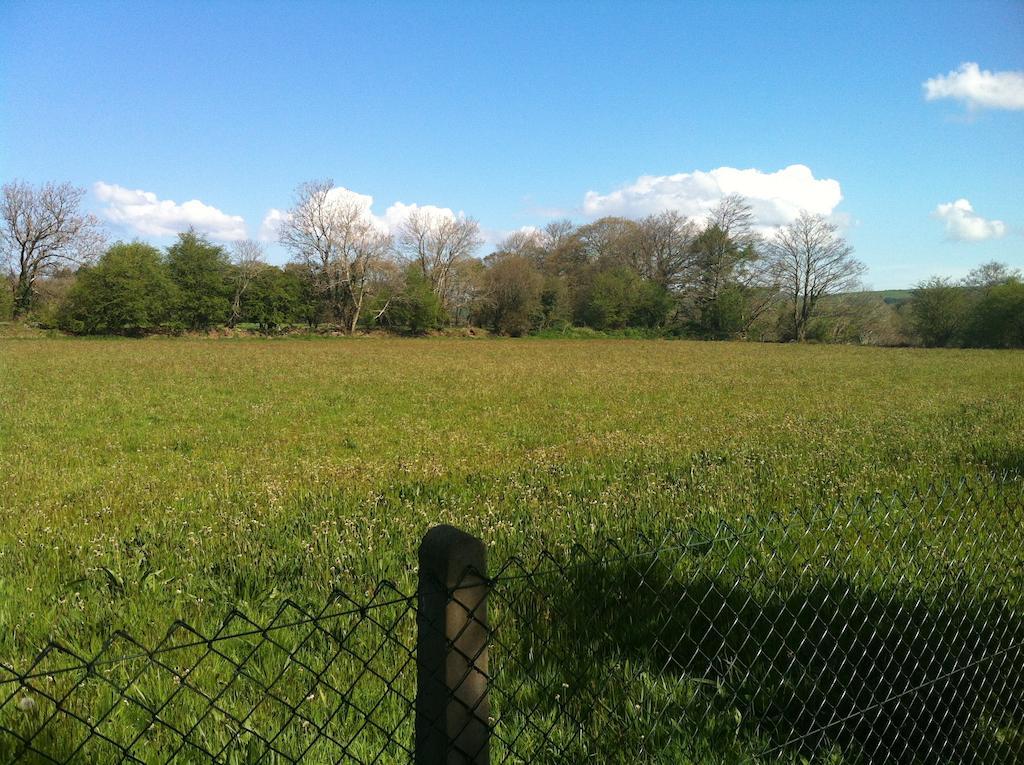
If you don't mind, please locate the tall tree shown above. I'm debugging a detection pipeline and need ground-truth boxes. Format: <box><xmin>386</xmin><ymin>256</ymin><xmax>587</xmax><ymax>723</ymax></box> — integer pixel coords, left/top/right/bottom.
<box><xmin>1</xmin><ymin>181</ymin><xmax>105</xmax><ymax>316</ymax></box>
<box><xmin>575</xmin><ymin>217</ymin><xmax>640</xmax><ymax>268</ymax></box>
<box><xmin>227</xmin><ymin>239</ymin><xmax>267</xmax><ymax>326</ymax></box>
<box><xmin>962</xmin><ymin>261</ymin><xmax>1020</xmax><ymax>290</ymax></box>
<box><xmin>477</xmin><ymin>252</ymin><xmax>544</xmax><ymax>336</ymax></box>
<box><xmin>690</xmin><ymin>196</ymin><xmax>757</xmax><ymax>307</ymax></box>
<box><xmin>766</xmin><ymin>212</ymin><xmax>864</xmax><ymax>341</ymax></box>
<box><xmin>539</xmin><ymin>219</ymin><xmax>584</xmax><ymax>278</ymax></box>
<box><xmin>683</xmin><ymin>197</ymin><xmax>777</xmax><ymax>337</ymax></box>
<box><xmin>396</xmin><ymin>209</ymin><xmax>481</xmax><ymax>320</ymax></box>
<box><xmin>278</xmin><ymin>180</ymin><xmax>393</xmax><ymax>332</ymax></box>
<box><xmin>166</xmin><ymin>230</ymin><xmax>231</xmax><ymax>330</ymax></box>
<box><xmin>633</xmin><ymin>211</ymin><xmax>698</xmax><ymax>292</ymax></box>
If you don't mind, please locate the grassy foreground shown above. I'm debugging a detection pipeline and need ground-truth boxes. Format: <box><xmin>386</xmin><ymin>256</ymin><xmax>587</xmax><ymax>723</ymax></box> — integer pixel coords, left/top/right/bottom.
<box><xmin>1</xmin><ymin>336</ymin><xmax>1022</xmax><ymax>656</ymax></box>
<box><xmin>1</xmin><ymin>337</ymin><xmax>1022</xmax><ymax>762</ymax></box>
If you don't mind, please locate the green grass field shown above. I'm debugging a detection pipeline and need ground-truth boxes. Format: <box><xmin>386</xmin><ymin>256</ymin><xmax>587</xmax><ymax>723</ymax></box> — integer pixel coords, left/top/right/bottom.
<box><xmin>1</xmin><ymin>336</ymin><xmax>1021</xmax><ymax>653</ymax></box>
<box><xmin>1</xmin><ymin>337</ymin><xmax>1022</xmax><ymax>761</ymax></box>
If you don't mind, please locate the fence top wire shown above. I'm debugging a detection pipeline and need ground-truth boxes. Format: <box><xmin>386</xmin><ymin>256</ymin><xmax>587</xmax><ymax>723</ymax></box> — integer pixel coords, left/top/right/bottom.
<box><xmin>0</xmin><ymin>582</ymin><xmax>415</xmax><ymax>686</ymax></box>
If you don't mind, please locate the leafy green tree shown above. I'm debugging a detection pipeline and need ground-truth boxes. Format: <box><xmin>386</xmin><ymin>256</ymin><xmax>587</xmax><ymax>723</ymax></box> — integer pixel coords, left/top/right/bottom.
<box><xmin>241</xmin><ymin>266</ymin><xmax>301</xmax><ymax>332</ymax></box>
<box><xmin>283</xmin><ymin>262</ymin><xmax>326</xmax><ymax>328</ymax></box>
<box><xmin>477</xmin><ymin>254</ymin><xmax>544</xmax><ymax>336</ymax></box>
<box><xmin>962</xmin><ymin>278</ymin><xmax>1024</xmax><ymax>348</ymax></box>
<box><xmin>383</xmin><ymin>265</ymin><xmax>445</xmax><ymax>334</ymax></box>
<box><xmin>576</xmin><ymin>267</ymin><xmax>638</xmax><ymax>329</ymax></box>
<box><xmin>697</xmin><ymin>283</ymin><xmax>748</xmax><ymax>338</ymax></box>
<box><xmin>57</xmin><ymin>242</ymin><xmax>175</xmax><ymax>335</ymax></box>
<box><xmin>166</xmin><ymin>230</ymin><xmax>231</xmax><ymax>330</ymax></box>
<box><xmin>909</xmin><ymin>277</ymin><xmax>968</xmax><ymax>347</ymax></box>
<box><xmin>0</xmin><ymin>277</ymin><xmax>14</xmax><ymax>320</ymax></box>
<box><xmin>630</xmin><ymin>278</ymin><xmax>674</xmax><ymax>329</ymax></box>
<box><xmin>576</xmin><ymin>267</ymin><xmax>672</xmax><ymax>330</ymax></box>
<box><xmin>539</xmin><ymin>275</ymin><xmax>571</xmax><ymax>329</ymax></box>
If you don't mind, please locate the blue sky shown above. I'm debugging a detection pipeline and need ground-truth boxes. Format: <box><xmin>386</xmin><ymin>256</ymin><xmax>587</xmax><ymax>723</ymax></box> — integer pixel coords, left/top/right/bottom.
<box><xmin>2</xmin><ymin>0</ymin><xmax>1022</xmax><ymax>288</ymax></box>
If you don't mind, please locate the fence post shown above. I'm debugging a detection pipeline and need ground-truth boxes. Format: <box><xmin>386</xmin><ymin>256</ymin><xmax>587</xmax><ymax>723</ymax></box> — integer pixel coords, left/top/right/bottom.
<box><xmin>416</xmin><ymin>525</ymin><xmax>490</xmax><ymax>765</ymax></box>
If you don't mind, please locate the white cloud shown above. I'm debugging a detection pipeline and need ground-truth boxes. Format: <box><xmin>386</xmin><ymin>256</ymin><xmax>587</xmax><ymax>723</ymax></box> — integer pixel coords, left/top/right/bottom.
<box><xmin>94</xmin><ymin>182</ymin><xmax>247</xmax><ymax>240</ymax></box>
<box><xmin>260</xmin><ymin>190</ymin><xmax>465</xmax><ymax>243</ymax></box>
<box><xmin>381</xmin><ymin>201</ymin><xmax>458</xmax><ymax>232</ymax></box>
<box><xmin>924</xmin><ymin>62</ymin><xmax>1024</xmax><ymax>111</ymax></box>
<box><xmin>320</xmin><ymin>186</ymin><xmax>390</xmax><ymax>233</ymax></box>
<box><xmin>479</xmin><ymin>225</ymin><xmax>540</xmax><ymax>252</ymax></box>
<box><xmin>581</xmin><ymin>164</ymin><xmax>843</xmax><ymax>231</ymax></box>
<box><xmin>259</xmin><ymin>208</ymin><xmax>289</xmax><ymax>241</ymax></box>
<box><xmin>933</xmin><ymin>199</ymin><xmax>1006</xmax><ymax>241</ymax></box>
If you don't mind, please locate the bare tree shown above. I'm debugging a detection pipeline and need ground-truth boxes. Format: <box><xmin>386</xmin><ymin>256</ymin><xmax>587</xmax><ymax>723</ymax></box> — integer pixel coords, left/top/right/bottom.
<box><xmin>540</xmin><ymin>219</ymin><xmax>577</xmax><ymax>251</ymax></box>
<box><xmin>538</xmin><ymin>219</ymin><xmax>582</xmax><ymax>277</ymax></box>
<box><xmin>963</xmin><ymin>261</ymin><xmax>1020</xmax><ymax>290</ymax></box>
<box><xmin>495</xmin><ymin>229</ymin><xmax>544</xmax><ymax>259</ymax></box>
<box><xmin>278</xmin><ymin>180</ymin><xmax>393</xmax><ymax>333</ymax></box>
<box><xmin>396</xmin><ymin>209</ymin><xmax>482</xmax><ymax>318</ymax></box>
<box><xmin>709</xmin><ymin>193</ymin><xmax>757</xmax><ymax>242</ymax></box>
<box><xmin>574</xmin><ymin>217</ymin><xmax>639</xmax><ymax>267</ymax></box>
<box><xmin>634</xmin><ymin>211</ymin><xmax>698</xmax><ymax>291</ymax></box>
<box><xmin>766</xmin><ymin>211</ymin><xmax>864</xmax><ymax>341</ymax></box>
<box><xmin>1</xmin><ymin>181</ymin><xmax>106</xmax><ymax>316</ymax></box>
<box><xmin>227</xmin><ymin>239</ymin><xmax>267</xmax><ymax>326</ymax></box>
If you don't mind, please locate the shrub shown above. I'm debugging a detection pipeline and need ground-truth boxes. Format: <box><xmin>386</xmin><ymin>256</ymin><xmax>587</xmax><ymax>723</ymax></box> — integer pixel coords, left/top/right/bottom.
<box><xmin>241</xmin><ymin>266</ymin><xmax>302</xmax><ymax>332</ymax></box>
<box><xmin>57</xmin><ymin>242</ymin><xmax>176</xmax><ymax>335</ymax></box>
<box><xmin>166</xmin><ymin>231</ymin><xmax>231</xmax><ymax>330</ymax></box>
<box><xmin>963</xmin><ymin>278</ymin><xmax>1024</xmax><ymax>348</ymax></box>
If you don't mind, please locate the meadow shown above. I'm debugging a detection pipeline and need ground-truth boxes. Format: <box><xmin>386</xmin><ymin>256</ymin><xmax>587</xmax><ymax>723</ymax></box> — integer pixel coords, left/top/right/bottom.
<box><xmin>1</xmin><ymin>336</ymin><xmax>1022</xmax><ymax>761</ymax></box>
<box><xmin>1</xmin><ymin>336</ymin><xmax>1022</xmax><ymax>656</ymax></box>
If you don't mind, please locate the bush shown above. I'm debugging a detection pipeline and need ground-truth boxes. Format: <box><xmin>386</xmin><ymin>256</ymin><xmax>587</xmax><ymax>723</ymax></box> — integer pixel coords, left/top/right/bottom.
<box><xmin>0</xmin><ymin>280</ymin><xmax>14</xmax><ymax>321</ymax></box>
<box><xmin>477</xmin><ymin>254</ymin><xmax>544</xmax><ymax>336</ymax></box>
<box><xmin>166</xmin><ymin>231</ymin><xmax>231</xmax><ymax>330</ymax></box>
<box><xmin>909</xmin><ymin>277</ymin><xmax>968</xmax><ymax>347</ymax></box>
<box><xmin>241</xmin><ymin>267</ymin><xmax>302</xmax><ymax>332</ymax></box>
<box><xmin>57</xmin><ymin>242</ymin><xmax>176</xmax><ymax>335</ymax></box>
<box><xmin>963</xmin><ymin>278</ymin><xmax>1024</xmax><ymax>348</ymax></box>
<box><xmin>381</xmin><ymin>267</ymin><xmax>445</xmax><ymax>334</ymax></box>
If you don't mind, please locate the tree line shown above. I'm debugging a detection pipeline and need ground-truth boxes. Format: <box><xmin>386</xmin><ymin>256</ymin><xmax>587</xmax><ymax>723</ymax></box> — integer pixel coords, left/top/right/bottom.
<box><xmin>2</xmin><ymin>179</ymin><xmax>1021</xmax><ymax>347</ymax></box>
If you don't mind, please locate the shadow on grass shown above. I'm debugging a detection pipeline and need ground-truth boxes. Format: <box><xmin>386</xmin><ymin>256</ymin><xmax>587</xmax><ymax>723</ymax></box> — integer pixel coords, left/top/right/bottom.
<box><xmin>493</xmin><ymin>562</ymin><xmax>1024</xmax><ymax>763</ymax></box>
<box><xmin>971</xmin><ymin>445</ymin><xmax>1024</xmax><ymax>478</ymax></box>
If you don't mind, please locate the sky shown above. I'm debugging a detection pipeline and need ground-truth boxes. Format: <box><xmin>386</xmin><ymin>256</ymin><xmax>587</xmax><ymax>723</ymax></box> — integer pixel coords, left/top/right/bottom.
<box><xmin>1</xmin><ymin>0</ymin><xmax>1022</xmax><ymax>289</ymax></box>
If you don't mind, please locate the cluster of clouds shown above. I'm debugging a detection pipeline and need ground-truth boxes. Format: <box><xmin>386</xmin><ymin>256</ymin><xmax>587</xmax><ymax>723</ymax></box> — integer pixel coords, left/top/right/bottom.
<box><xmin>923</xmin><ymin>62</ymin><xmax>1024</xmax><ymax>112</ymax></box>
<box><xmin>581</xmin><ymin>164</ymin><xmax>843</xmax><ymax>232</ymax></box>
<box><xmin>96</xmin><ymin>168</ymin><xmax>845</xmax><ymax>250</ymax></box>
<box><xmin>919</xmin><ymin>62</ymin><xmax>1018</xmax><ymax>243</ymax></box>
<box><xmin>94</xmin><ymin>63</ymin><xmax>1018</xmax><ymax>251</ymax></box>
<box><xmin>94</xmin><ymin>182</ymin><xmax>247</xmax><ymax>240</ymax></box>
<box><xmin>932</xmin><ymin>199</ymin><xmax>1006</xmax><ymax>242</ymax></box>
<box><xmin>94</xmin><ymin>181</ymin><xmax>463</xmax><ymax>245</ymax></box>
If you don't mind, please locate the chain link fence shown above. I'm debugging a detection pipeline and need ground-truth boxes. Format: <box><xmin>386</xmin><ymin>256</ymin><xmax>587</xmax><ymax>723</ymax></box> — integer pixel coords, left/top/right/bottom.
<box><xmin>2</xmin><ymin>480</ymin><xmax>1022</xmax><ymax>763</ymax></box>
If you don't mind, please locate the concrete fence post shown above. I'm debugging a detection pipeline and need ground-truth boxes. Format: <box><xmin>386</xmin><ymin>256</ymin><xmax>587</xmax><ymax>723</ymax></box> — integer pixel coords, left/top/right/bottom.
<box><xmin>416</xmin><ymin>525</ymin><xmax>490</xmax><ymax>764</ymax></box>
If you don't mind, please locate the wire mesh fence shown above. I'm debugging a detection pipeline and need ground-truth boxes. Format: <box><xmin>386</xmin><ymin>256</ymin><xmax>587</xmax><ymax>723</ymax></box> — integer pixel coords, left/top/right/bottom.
<box><xmin>0</xmin><ymin>585</ymin><xmax>421</xmax><ymax>764</ymax></box>
<box><xmin>480</xmin><ymin>481</ymin><xmax>1024</xmax><ymax>763</ymax></box>
<box><xmin>2</xmin><ymin>479</ymin><xmax>1023</xmax><ymax>763</ymax></box>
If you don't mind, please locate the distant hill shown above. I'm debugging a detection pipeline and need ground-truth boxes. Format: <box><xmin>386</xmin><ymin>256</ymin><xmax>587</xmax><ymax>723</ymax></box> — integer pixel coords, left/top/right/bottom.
<box><xmin>838</xmin><ymin>289</ymin><xmax>914</xmax><ymax>305</ymax></box>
